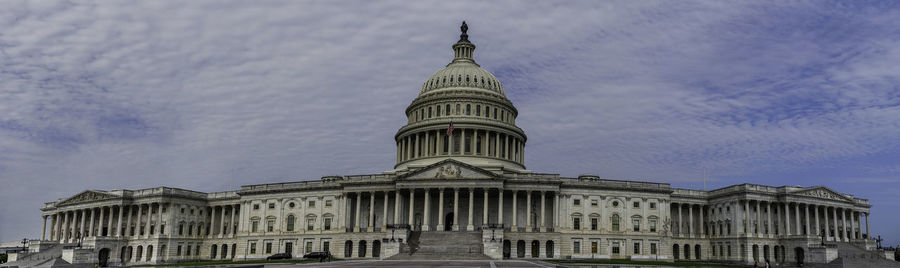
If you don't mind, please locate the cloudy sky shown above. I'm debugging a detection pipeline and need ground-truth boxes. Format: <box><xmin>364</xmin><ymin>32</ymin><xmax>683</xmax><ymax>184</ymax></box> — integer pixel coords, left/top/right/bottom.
<box><xmin>1</xmin><ymin>1</ymin><xmax>899</xmax><ymax>244</ymax></box>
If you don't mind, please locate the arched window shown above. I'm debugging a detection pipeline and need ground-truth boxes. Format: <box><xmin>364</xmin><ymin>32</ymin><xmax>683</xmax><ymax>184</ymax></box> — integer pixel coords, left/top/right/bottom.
<box><xmin>428</xmin><ymin>107</ymin><xmax>432</xmax><ymax>118</ymax></box>
<box><xmin>436</xmin><ymin>105</ymin><xmax>441</xmax><ymax>117</ymax></box>
<box><xmin>466</xmin><ymin>104</ymin><xmax>471</xmax><ymax>115</ymax></box>
<box><xmin>456</xmin><ymin>104</ymin><xmax>460</xmax><ymax>115</ymax></box>
<box><xmin>466</xmin><ymin>75</ymin><xmax>470</xmax><ymax>83</ymax></box>
<box><xmin>445</xmin><ymin>104</ymin><xmax>450</xmax><ymax>116</ymax></box>
<box><xmin>611</xmin><ymin>214</ymin><xmax>620</xmax><ymax>231</ymax></box>
<box><xmin>286</xmin><ymin>215</ymin><xmax>295</xmax><ymax>232</ymax></box>
<box><xmin>475</xmin><ymin>105</ymin><xmax>481</xmax><ymax>116</ymax></box>
<box><xmin>211</xmin><ymin>245</ymin><xmax>218</xmax><ymax>259</ymax></box>
<box><xmin>485</xmin><ymin>106</ymin><xmax>490</xmax><ymax>118</ymax></box>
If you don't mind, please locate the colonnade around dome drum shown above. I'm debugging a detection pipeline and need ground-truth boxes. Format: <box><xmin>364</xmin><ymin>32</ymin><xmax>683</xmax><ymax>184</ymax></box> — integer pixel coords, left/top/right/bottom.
<box><xmin>396</xmin><ymin>127</ymin><xmax>524</xmax><ymax>166</ymax></box>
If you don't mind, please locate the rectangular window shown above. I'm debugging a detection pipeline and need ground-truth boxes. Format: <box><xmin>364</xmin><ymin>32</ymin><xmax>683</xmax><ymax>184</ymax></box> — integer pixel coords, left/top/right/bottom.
<box><xmin>307</xmin><ymin>218</ymin><xmax>315</xmax><ymax>230</ymax></box>
<box><xmin>306</xmin><ymin>241</ymin><xmax>313</xmax><ymax>253</ymax></box>
<box><xmin>650</xmin><ymin>202</ymin><xmax>656</xmax><ymax>209</ymax></box>
<box><xmin>727</xmin><ymin>245</ymin><xmax>732</xmax><ymax>256</ymax></box>
<box><xmin>573</xmin><ymin>199</ymin><xmax>580</xmax><ymax>206</ymax></box>
<box><xmin>634</xmin><ymin>242</ymin><xmax>641</xmax><ymax>254</ymax></box>
<box><xmin>612</xmin><ymin>241</ymin><xmax>620</xmax><ymax>255</ymax></box>
<box><xmin>195</xmin><ymin>245</ymin><xmax>200</xmax><ymax>256</ymax></box>
<box><xmin>591</xmin><ymin>200</ymin><xmax>598</xmax><ymax>206</ymax></box>
<box><xmin>186</xmin><ymin>245</ymin><xmax>191</xmax><ymax>256</ymax></box>
<box><xmin>591</xmin><ymin>241</ymin><xmax>598</xmax><ymax>254</ymax></box>
<box><xmin>650</xmin><ymin>219</ymin><xmax>657</xmax><ymax>232</ymax></box>
<box><xmin>267</xmin><ymin>220</ymin><xmax>274</xmax><ymax>232</ymax></box>
<box><xmin>573</xmin><ymin>217</ymin><xmax>581</xmax><ymax>230</ymax></box>
<box><xmin>633</xmin><ymin>201</ymin><xmax>640</xmax><ymax>208</ymax></box>
<box><xmin>268</xmin><ymin>203</ymin><xmax>275</xmax><ymax>209</ymax></box>
<box><xmin>176</xmin><ymin>245</ymin><xmax>182</xmax><ymax>256</ymax></box>
<box><xmin>633</xmin><ymin>219</ymin><xmax>640</xmax><ymax>232</ymax></box>
<box><xmin>573</xmin><ymin>241</ymin><xmax>581</xmax><ymax>254</ymax></box>
<box><xmin>591</xmin><ymin>218</ymin><xmax>598</xmax><ymax>231</ymax></box>
<box><xmin>253</xmin><ymin>204</ymin><xmax>259</xmax><ymax>210</ymax></box>
<box><xmin>650</xmin><ymin>243</ymin><xmax>657</xmax><ymax>254</ymax></box>
<box><xmin>326</xmin><ymin>200</ymin><xmax>333</xmax><ymax>207</ymax></box>
<box><xmin>323</xmin><ymin>241</ymin><xmax>330</xmax><ymax>253</ymax></box>
<box><xmin>309</xmin><ymin>200</ymin><xmax>316</xmax><ymax>208</ymax></box>
<box><xmin>252</xmin><ymin>220</ymin><xmax>259</xmax><ymax>232</ymax></box>
<box><xmin>324</xmin><ymin>218</ymin><xmax>332</xmax><ymax>230</ymax></box>
<box><xmin>265</xmin><ymin>242</ymin><xmax>272</xmax><ymax>254</ymax></box>
<box><xmin>250</xmin><ymin>243</ymin><xmax>257</xmax><ymax>254</ymax></box>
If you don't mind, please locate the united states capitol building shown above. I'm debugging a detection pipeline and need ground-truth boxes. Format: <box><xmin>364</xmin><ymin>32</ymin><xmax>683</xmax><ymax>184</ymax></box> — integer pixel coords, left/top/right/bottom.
<box><xmin>7</xmin><ymin>22</ymin><xmax>893</xmax><ymax>267</ymax></box>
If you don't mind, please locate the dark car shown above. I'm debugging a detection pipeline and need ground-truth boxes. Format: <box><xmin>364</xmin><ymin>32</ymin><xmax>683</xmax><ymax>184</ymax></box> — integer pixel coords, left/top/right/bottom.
<box><xmin>266</xmin><ymin>253</ymin><xmax>292</xmax><ymax>260</ymax></box>
<box><xmin>302</xmin><ymin>251</ymin><xmax>332</xmax><ymax>260</ymax></box>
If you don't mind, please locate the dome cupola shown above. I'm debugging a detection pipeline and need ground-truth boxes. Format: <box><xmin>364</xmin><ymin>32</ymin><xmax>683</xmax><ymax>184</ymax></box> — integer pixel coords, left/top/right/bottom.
<box><xmin>393</xmin><ymin>22</ymin><xmax>528</xmax><ymax>173</ymax></box>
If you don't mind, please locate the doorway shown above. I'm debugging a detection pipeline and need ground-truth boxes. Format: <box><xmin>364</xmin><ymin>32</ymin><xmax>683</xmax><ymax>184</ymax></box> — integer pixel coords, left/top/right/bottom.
<box><xmin>794</xmin><ymin>247</ymin><xmax>805</xmax><ymax>266</ymax></box>
<box><xmin>445</xmin><ymin>212</ymin><xmax>454</xmax><ymax>231</ymax></box>
<box><xmin>98</xmin><ymin>248</ymin><xmax>110</xmax><ymax>267</ymax></box>
<box><xmin>503</xmin><ymin>240</ymin><xmax>511</xmax><ymax>259</ymax></box>
<box><xmin>372</xmin><ymin>240</ymin><xmax>381</xmax><ymax>258</ymax></box>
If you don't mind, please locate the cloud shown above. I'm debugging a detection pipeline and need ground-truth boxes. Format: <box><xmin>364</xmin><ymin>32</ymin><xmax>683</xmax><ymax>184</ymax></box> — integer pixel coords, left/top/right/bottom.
<box><xmin>1</xmin><ymin>0</ymin><xmax>899</xmax><ymax>244</ymax></box>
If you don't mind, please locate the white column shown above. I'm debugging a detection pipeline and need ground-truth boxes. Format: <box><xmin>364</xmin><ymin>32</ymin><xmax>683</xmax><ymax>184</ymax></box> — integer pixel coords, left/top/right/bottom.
<box><xmin>467</xmin><ymin>188</ymin><xmax>474</xmax><ymax>231</ymax></box>
<box><xmin>841</xmin><ymin>208</ymin><xmax>848</xmax><ymax>241</ymax></box>
<box><xmin>88</xmin><ymin>208</ymin><xmax>95</xmax><ymax>237</ymax></box>
<box><xmin>526</xmin><ymin>191</ymin><xmax>532</xmax><ymax>230</ymax></box>
<box><xmin>453</xmin><ymin>188</ymin><xmax>460</xmax><ymax>231</ymax></box>
<box><xmin>743</xmin><ymin>201</ymin><xmax>750</xmax><ymax>235</ymax></box>
<box><xmin>824</xmin><ymin>206</ymin><xmax>831</xmax><ymax>240</ymax></box>
<box><xmin>116</xmin><ymin>206</ymin><xmax>124</xmax><ymax>237</ymax></box>
<box><xmin>688</xmin><ymin>204</ymin><xmax>693</xmax><ymax>237</ymax></box>
<box><xmin>41</xmin><ymin>215</ymin><xmax>47</xmax><ymax>240</ymax></box>
<box><xmin>784</xmin><ymin>203</ymin><xmax>791</xmax><ymax>235</ymax></box>
<box><xmin>498</xmin><ymin>189</ymin><xmax>504</xmax><ymax>225</ymax></box>
<box><xmin>865</xmin><ymin>212</ymin><xmax>869</xmax><ymax>238</ymax></box>
<box><xmin>699</xmin><ymin>205</ymin><xmax>705</xmax><ymax>237</ymax></box>
<box><xmin>368</xmin><ymin>192</ymin><xmax>375</xmax><ymax>232</ymax></box>
<box><xmin>540</xmin><ymin>191</ymin><xmax>546</xmax><ymax>232</ymax></box>
<box><xmin>755</xmin><ymin>202</ymin><xmax>761</xmax><ymax>236</ymax></box>
<box><xmin>795</xmin><ymin>203</ymin><xmax>801</xmax><ymax>237</ymax></box>
<box><xmin>437</xmin><ymin>188</ymin><xmax>445</xmax><ymax>231</ymax></box>
<box><xmin>813</xmin><ymin>205</ymin><xmax>819</xmax><ymax>236</ymax></box>
<box><xmin>511</xmin><ymin>191</ymin><xmax>518</xmax><ymax>231</ymax></box>
<box><xmin>394</xmin><ymin>191</ymin><xmax>401</xmax><ymax>224</ymax></box>
<box><xmin>79</xmin><ymin>209</ymin><xmax>86</xmax><ymax>239</ymax></box>
<box><xmin>354</xmin><ymin>192</ymin><xmax>362</xmax><ymax>232</ymax></box>
<box><xmin>832</xmin><ymin>207</ymin><xmax>839</xmax><ymax>241</ymax></box>
<box><xmin>483</xmin><ymin>188</ymin><xmax>489</xmax><ymax>226</ymax></box>
<box><xmin>554</xmin><ymin>193</ymin><xmax>560</xmax><ymax>230</ymax></box>
<box><xmin>382</xmin><ymin>191</ymin><xmax>389</xmax><ymax>231</ymax></box>
<box><xmin>423</xmin><ymin>189</ymin><xmax>431</xmax><ymax>231</ymax></box>
<box><xmin>229</xmin><ymin>204</ymin><xmax>236</xmax><ymax>236</ymax></box>
<box><xmin>804</xmin><ymin>204</ymin><xmax>810</xmax><ymax>236</ymax></box>
<box><xmin>408</xmin><ymin>189</ymin><xmax>415</xmax><ymax>227</ymax></box>
<box><xmin>219</xmin><ymin>206</ymin><xmax>226</xmax><ymax>236</ymax></box>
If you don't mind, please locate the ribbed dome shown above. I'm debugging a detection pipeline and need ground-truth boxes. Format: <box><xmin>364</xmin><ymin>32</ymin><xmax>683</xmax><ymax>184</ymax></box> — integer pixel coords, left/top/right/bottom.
<box><xmin>418</xmin><ymin>21</ymin><xmax>505</xmax><ymax>97</ymax></box>
<box><xmin>419</xmin><ymin>62</ymin><xmax>506</xmax><ymax>96</ymax></box>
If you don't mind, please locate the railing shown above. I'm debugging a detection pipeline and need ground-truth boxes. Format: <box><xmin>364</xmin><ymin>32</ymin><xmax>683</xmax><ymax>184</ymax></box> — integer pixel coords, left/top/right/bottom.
<box><xmin>386</xmin><ymin>224</ymin><xmax>410</xmax><ymax>229</ymax></box>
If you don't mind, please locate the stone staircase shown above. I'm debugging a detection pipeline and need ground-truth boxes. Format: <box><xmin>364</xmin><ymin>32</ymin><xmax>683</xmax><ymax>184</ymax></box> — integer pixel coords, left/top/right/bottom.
<box><xmin>1</xmin><ymin>243</ymin><xmax>67</xmax><ymax>268</ymax></box>
<box><xmin>830</xmin><ymin>242</ymin><xmax>900</xmax><ymax>267</ymax></box>
<box><xmin>389</xmin><ymin>231</ymin><xmax>490</xmax><ymax>260</ymax></box>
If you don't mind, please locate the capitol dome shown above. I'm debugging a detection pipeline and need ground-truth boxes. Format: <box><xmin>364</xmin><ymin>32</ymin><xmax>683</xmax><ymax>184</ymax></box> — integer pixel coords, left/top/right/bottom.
<box><xmin>393</xmin><ymin>22</ymin><xmax>528</xmax><ymax>173</ymax></box>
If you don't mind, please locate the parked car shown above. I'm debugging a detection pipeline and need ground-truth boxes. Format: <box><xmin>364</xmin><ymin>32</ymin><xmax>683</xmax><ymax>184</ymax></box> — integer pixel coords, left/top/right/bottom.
<box><xmin>266</xmin><ymin>253</ymin><xmax>292</xmax><ymax>260</ymax></box>
<box><xmin>303</xmin><ymin>251</ymin><xmax>332</xmax><ymax>261</ymax></box>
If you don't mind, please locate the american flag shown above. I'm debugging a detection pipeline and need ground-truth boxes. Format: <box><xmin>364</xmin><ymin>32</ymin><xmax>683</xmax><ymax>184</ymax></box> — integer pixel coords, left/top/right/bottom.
<box><xmin>446</xmin><ymin>121</ymin><xmax>454</xmax><ymax>136</ymax></box>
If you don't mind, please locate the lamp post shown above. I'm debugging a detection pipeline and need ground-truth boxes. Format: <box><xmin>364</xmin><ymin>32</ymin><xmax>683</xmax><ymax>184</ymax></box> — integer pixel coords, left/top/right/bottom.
<box><xmin>21</xmin><ymin>238</ymin><xmax>28</xmax><ymax>253</ymax></box>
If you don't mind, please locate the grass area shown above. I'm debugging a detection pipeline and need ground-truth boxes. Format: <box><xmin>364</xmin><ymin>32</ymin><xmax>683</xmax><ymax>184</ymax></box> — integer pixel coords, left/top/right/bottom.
<box><xmin>132</xmin><ymin>258</ymin><xmax>332</xmax><ymax>267</ymax></box>
<box><xmin>545</xmin><ymin>259</ymin><xmax>752</xmax><ymax>268</ymax></box>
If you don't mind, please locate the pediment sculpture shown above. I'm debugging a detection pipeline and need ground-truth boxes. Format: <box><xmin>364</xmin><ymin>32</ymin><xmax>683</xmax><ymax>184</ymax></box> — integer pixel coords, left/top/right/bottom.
<box><xmin>59</xmin><ymin>191</ymin><xmax>117</xmax><ymax>206</ymax></box>
<box><xmin>798</xmin><ymin>188</ymin><xmax>848</xmax><ymax>202</ymax></box>
<box><xmin>434</xmin><ymin>164</ymin><xmax>462</xmax><ymax>179</ymax></box>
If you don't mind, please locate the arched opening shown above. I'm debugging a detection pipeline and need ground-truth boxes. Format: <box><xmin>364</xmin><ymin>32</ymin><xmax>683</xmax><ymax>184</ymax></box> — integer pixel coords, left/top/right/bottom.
<box><xmin>136</xmin><ymin>245</ymin><xmax>143</xmax><ymax>261</ymax></box>
<box><xmin>358</xmin><ymin>240</ymin><xmax>367</xmax><ymax>258</ymax></box>
<box><xmin>794</xmin><ymin>247</ymin><xmax>805</xmax><ymax>266</ymax></box>
<box><xmin>146</xmin><ymin>245</ymin><xmax>153</xmax><ymax>262</ymax></box>
<box><xmin>221</xmin><ymin>244</ymin><xmax>228</xmax><ymax>259</ymax></box>
<box><xmin>517</xmin><ymin>240</ymin><xmax>525</xmax><ymax>258</ymax></box>
<box><xmin>684</xmin><ymin>244</ymin><xmax>690</xmax><ymax>260</ymax></box>
<box><xmin>372</xmin><ymin>240</ymin><xmax>381</xmax><ymax>258</ymax></box>
<box><xmin>546</xmin><ymin>240</ymin><xmax>555</xmax><ymax>258</ymax></box>
<box><xmin>752</xmin><ymin>244</ymin><xmax>759</xmax><ymax>262</ymax></box>
<box><xmin>445</xmin><ymin>212</ymin><xmax>454</xmax><ymax>231</ymax></box>
<box><xmin>503</xmin><ymin>240</ymin><xmax>511</xmax><ymax>259</ymax></box>
<box><xmin>695</xmin><ymin>244</ymin><xmax>701</xmax><ymax>260</ymax></box>
<box><xmin>774</xmin><ymin>245</ymin><xmax>779</xmax><ymax>263</ymax></box>
<box><xmin>763</xmin><ymin>245</ymin><xmax>770</xmax><ymax>262</ymax></box>
<box><xmin>531</xmin><ymin>240</ymin><xmax>539</xmax><ymax>258</ymax></box>
<box><xmin>673</xmin><ymin>244</ymin><xmax>680</xmax><ymax>260</ymax></box>
<box><xmin>210</xmin><ymin>244</ymin><xmax>218</xmax><ymax>259</ymax></box>
<box><xmin>231</xmin><ymin>244</ymin><xmax>236</xmax><ymax>259</ymax></box>
<box><xmin>98</xmin><ymin>248</ymin><xmax>110</xmax><ymax>267</ymax></box>
<box><xmin>344</xmin><ymin>240</ymin><xmax>353</xmax><ymax>258</ymax></box>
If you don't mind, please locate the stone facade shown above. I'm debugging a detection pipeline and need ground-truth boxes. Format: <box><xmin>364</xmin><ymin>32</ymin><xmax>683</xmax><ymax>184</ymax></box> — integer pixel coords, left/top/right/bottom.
<box><xmin>28</xmin><ymin>22</ymin><xmax>881</xmax><ymax>267</ymax></box>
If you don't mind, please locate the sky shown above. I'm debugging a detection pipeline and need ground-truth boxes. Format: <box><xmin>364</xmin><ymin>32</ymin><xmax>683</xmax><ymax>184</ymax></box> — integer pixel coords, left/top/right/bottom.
<box><xmin>0</xmin><ymin>0</ymin><xmax>899</xmax><ymax>245</ymax></box>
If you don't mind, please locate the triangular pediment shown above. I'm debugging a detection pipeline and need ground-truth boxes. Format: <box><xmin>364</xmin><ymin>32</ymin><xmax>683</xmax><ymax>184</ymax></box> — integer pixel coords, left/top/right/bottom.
<box><xmin>400</xmin><ymin>159</ymin><xmax>498</xmax><ymax>180</ymax></box>
<box><xmin>58</xmin><ymin>190</ymin><xmax>119</xmax><ymax>206</ymax></box>
<box><xmin>792</xmin><ymin>186</ymin><xmax>853</xmax><ymax>202</ymax></box>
